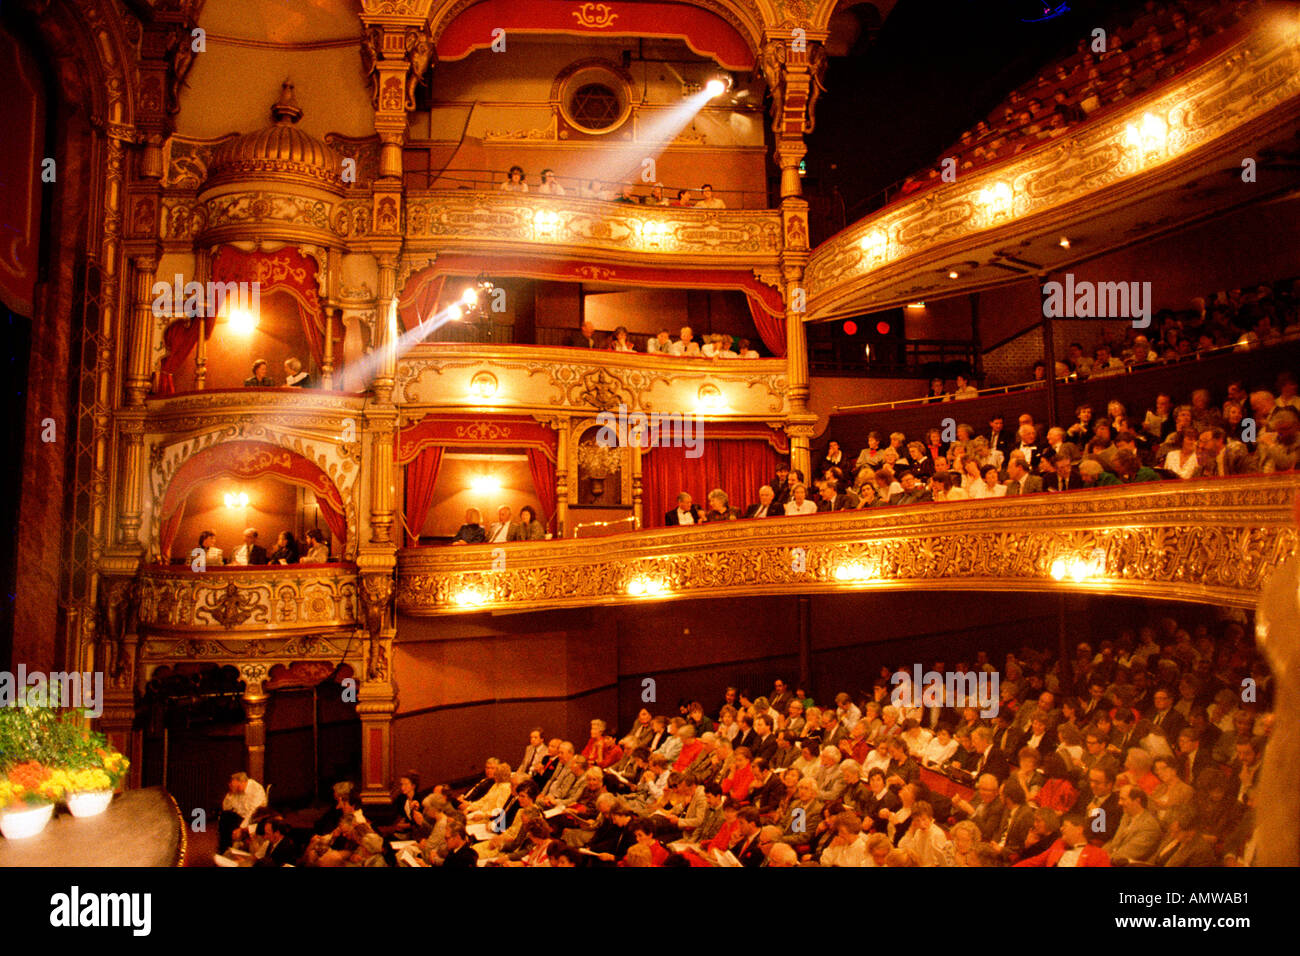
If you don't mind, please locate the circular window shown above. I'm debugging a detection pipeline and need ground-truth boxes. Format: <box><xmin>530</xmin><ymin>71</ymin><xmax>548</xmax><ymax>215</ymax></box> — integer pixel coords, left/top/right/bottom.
<box><xmin>570</xmin><ymin>83</ymin><xmax>621</xmax><ymax>130</ymax></box>
<box><xmin>556</xmin><ymin>62</ymin><xmax>632</xmax><ymax>136</ymax></box>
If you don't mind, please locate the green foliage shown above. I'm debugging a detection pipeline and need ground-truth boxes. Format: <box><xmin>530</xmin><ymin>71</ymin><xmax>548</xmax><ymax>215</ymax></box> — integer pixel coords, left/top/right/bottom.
<box><xmin>0</xmin><ymin>686</ymin><xmax>114</xmax><ymax>773</ymax></box>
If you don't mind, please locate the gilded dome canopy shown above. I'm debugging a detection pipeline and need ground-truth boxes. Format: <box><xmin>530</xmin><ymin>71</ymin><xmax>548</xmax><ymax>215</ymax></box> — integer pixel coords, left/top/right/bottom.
<box><xmin>207</xmin><ymin>82</ymin><xmax>343</xmax><ymax>189</ymax></box>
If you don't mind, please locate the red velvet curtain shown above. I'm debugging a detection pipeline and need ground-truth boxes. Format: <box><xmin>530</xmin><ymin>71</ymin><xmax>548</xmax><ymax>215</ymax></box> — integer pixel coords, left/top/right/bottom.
<box><xmin>155</xmin><ymin>315</ymin><xmax>217</xmax><ymax>395</ymax></box>
<box><xmin>747</xmin><ymin>295</ymin><xmax>786</xmax><ymax>358</ymax></box>
<box><xmin>642</xmin><ymin>439</ymin><xmax>781</xmax><ymax>527</ymax></box>
<box><xmin>526</xmin><ymin>447</ymin><xmax>557</xmax><ymax>534</ymax></box>
<box><xmin>403</xmin><ymin>447</ymin><xmax>444</xmax><ymax>546</ymax></box>
<box><xmin>398</xmin><ymin>273</ymin><xmax>446</xmax><ymax>332</ymax></box>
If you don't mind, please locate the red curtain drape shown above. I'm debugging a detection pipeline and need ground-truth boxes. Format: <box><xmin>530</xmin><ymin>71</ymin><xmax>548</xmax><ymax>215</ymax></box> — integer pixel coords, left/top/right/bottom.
<box><xmin>403</xmin><ymin>447</ymin><xmax>444</xmax><ymax>546</ymax></box>
<box><xmin>155</xmin><ymin>315</ymin><xmax>217</xmax><ymax>395</ymax></box>
<box><xmin>642</xmin><ymin>438</ymin><xmax>782</xmax><ymax>527</ymax></box>
<box><xmin>746</xmin><ymin>294</ymin><xmax>786</xmax><ymax>358</ymax></box>
<box><xmin>211</xmin><ymin>246</ymin><xmax>329</xmax><ymax>367</ymax></box>
<box><xmin>526</xmin><ymin>447</ymin><xmax>557</xmax><ymax>533</ymax></box>
<box><xmin>397</xmin><ymin>272</ymin><xmax>446</xmax><ymax>332</ymax></box>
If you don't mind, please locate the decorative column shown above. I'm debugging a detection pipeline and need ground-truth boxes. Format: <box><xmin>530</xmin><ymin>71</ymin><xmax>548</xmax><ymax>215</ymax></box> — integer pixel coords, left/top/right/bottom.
<box><xmin>758</xmin><ymin>33</ymin><xmax>828</xmax><ymax>200</ymax></box>
<box><xmin>556</xmin><ymin>418</ymin><xmax>570</xmax><ymax>537</ymax></box>
<box><xmin>239</xmin><ymin>665</ymin><xmax>270</xmax><ymax>784</ymax></box>
<box><xmin>360</xmin><ymin>23</ymin><xmax>434</xmax><ymax>181</ymax></box>
<box><xmin>125</xmin><ymin>259</ymin><xmax>158</xmax><ymax>405</ymax></box>
<box><xmin>194</xmin><ymin>248</ymin><xmax>211</xmax><ymax>390</ymax></box>
<box><xmin>321</xmin><ymin>307</ymin><xmax>339</xmax><ymax>390</ymax></box>
<box><xmin>358</xmin><ymin>574</ymin><xmax>397</xmax><ymax>804</ymax></box>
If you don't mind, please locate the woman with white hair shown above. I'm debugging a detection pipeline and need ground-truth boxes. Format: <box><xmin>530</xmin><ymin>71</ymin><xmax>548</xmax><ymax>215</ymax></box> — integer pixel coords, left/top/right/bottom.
<box><xmin>703</xmin><ymin>487</ymin><xmax>739</xmax><ymax>521</ymax></box>
<box><xmin>943</xmin><ymin>819</ymin><xmax>983</xmax><ymax>866</ymax></box>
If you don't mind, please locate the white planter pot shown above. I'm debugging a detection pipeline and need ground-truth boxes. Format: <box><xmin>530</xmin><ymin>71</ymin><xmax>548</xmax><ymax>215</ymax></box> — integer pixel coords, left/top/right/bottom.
<box><xmin>67</xmin><ymin>790</ymin><xmax>114</xmax><ymax>818</ymax></box>
<box><xmin>0</xmin><ymin>802</ymin><xmax>55</xmax><ymax>839</ymax></box>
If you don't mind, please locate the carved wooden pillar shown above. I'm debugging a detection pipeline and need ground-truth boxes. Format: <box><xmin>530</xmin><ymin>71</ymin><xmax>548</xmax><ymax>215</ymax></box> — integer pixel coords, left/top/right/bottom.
<box><xmin>374</xmin><ymin>256</ymin><xmax>398</xmax><ymax>402</ymax></box>
<box><xmin>759</xmin><ymin>34</ymin><xmax>827</xmax><ymax>201</ymax></box>
<box><xmin>358</xmin><ymin>573</ymin><xmax>396</xmax><ymax>804</ymax></box>
<box><xmin>368</xmin><ymin>415</ymin><xmax>396</xmax><ymax>546</ymax></box>
<box><xmin>195</xmin><ymin>248</ymin><xmax>211</xmax><ymax>390</ymax></box>
<box><xmin>321</xmin><ymin>307</ymin><xmax>339</xmax><ymax>389</ymax></box>
<box><xmin>361</xmin><ymin>23</ymin><xmax>433</xmax><ymax>182</ymax></box>
<box><xmin>125</xmin><ymin>256</ymin><xmax>158</xmax><ymax>405</ymax></box>
<box><xmin>239</xmin><ymin>666</ymin><xmax>270</xmax><ymax>784</ymax></box>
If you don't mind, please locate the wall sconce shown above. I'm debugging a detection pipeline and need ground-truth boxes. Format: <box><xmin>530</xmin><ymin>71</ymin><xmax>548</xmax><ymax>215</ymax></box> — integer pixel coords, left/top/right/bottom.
<box><xmin>533</xmin><ymin>209</ymin><xmax>559</xmax><ymax>240</ymax></box>
<box><xmin>860</xmin><ymin>229</ymin><xmax>888</xmax><ymax>261</ymax></box>
<box><xmin>470</xmin><ymin>475</ymin><xmax>501</xmax><ymax>494</ymax></box>
<box><xmin>641</xmin><ymin>220</ymin><xmax>669</xmax><ymax>250</ymax></box>
<box><xmin>469</xmin><ymin>371</ymin><xmax>499</xmax><ymax>400</ymax></box>
<box><xmin>223</xmin><ymin>491</ymin><xmax>249</xmax><ymax>509</ymax></box>
<box><xmin>697</xmin><ymin>383</ymin><xmax>725</xmax><ymax>412</ymax></box>
<box><xmin>976</xmin><ymin>181</ymin><xmax>1014</xmax><ymax>219</ymax></box>
<box><xmin>1124</xmin><ymin>112</ymin><xmax>1168</xmax><ymax>159</ymax></box>
<box><xmin>834</xmin><ymin>562</ymin><xmax>877</xmax><ymax>582</ymax></box>
<box><xmin>227</xmin><ymin>308</ymin><xmax>258</xmax><ymax>335</ymax></box>
<box><xmin>454</xmin><ymin>587</ymin><xmax>489</xmax><ymax>608</ymax></box>
<box><xmin>1050</xmin><ymin>549</ymin><xmax>1106</xmax><ymax>582</ymax></box>
<box><xmin>627</xmin><ymin>577</ymin><xmax>667</xmax><ymax>597</ymax></box>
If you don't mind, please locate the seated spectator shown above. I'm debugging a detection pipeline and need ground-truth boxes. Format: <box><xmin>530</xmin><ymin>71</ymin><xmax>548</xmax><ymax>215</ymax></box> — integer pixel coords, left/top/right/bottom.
<box><xmin>535</xmin><ymin>168</ymin><xmax>565</xmax><ymax>195</ymax></box>
<box><xmin>450</xmin><ymin>508</ymin><xmax>487</xmax><ymax>545</ymax></box>
<box><xmin>218</xmin><ymin>770</ymin><xmax>268</xmax><ymax>853</ymax></box>
<box><xmin>645</xmin><ymin>329</ymin><xmax>673</xmax><ymax>354</ymax></box>
<box><xmin>269</xmin><ymin>530</ymin><xmax>299</xmax><ymax>564</ymax></box>
<box><xmin>1114</xmin><ymin>449</ymin><xmax>1159</xmax><ymax>484</ymax></box>
<box><xmin>283</xmin><ymin>357</ymin><xmax>310</xmax><ymax>387</ymax></box>
<box><xmin>500</xmin><ymin>165</ymin><xmax>528</xmax><ymax>192</ymax></box>
<box><xmin>703</xmin><ymin>488</ymin><xmax>740</xmax><ymax>521</ymax></box>
<box><xmin>672</xmin><ymin>189</ymin><xmax>693</xmax><ymax>207</ymax></box>
<box><xmin>243</xmin><ymin>359</ymin><xmax>274</xmax><ymax>388</ymax></box>
<box><xmin>517</xmin><ymin>505</ymin><xmax>546</xmax><ymax>541</ymax></box>
<box><xmin>300</xmin><ymin>528</ymin><xmax>330</xmax><ymax>562</ymax></box>
<box><xmin>1163</xmin><ymin>426</ymin><xmax>1201</xmax><ymax>478</ymax></box>
<box><xmin>609</xmin><ymin>326</ymin><xmax>635</xmax><ymax>352</ymax></box>
<box><xmin>665</xmin><ymin>492</ymin><xmax>702</xmax><ymax>526</ymax></box>
<box><xmin>1015</xmin><ymin>812</ymin><xmax>1110</xmax><ymax>866</ymax></box>
<box><xmin>1078</xmin><ymin>459</ymin><xmax>1120</xmax><ymax>487</ymax></box>
<box><xmin>783</xmin><ymin>483</ymin><xmax>818</xmax><ymax>515</ymax></box>
<box><xmin>889</xmin><ymin>470</ymin><xmax>932</xmax><ymax>506</ymax></box>
<box><xmin>736</xmin><ymin>338</ymin><xmax>760</xmax><ymax>358</ymax></box>
<box><xmin>669</xmin><ymin>326</ymin><xmax>701</xmax><ymax>356</ymax></box>
<box><xmin>695</xmin><ymin>183</ymin><xmax>725</xmax><ymax>208</ymax></box>
<box><xmin>567</xmin><ymin>320</ymin><xmax>599</xmax><ymax>349</ymax></box>
<box><xmin>233</xmin><ymin>527</ymin><xmax>268</xmax><ymax>565</ymax></box>
<box><xmin>198</xmin><ymin>530</ymin><xmax>223</xmax><ymax>567</ymax></box>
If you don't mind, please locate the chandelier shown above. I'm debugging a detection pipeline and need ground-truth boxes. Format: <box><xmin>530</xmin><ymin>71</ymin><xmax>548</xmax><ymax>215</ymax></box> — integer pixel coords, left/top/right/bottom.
<box><xmin>447</xmin><ymin>274</ymin><xmax>499</xmax><ymax>342</ymax></box>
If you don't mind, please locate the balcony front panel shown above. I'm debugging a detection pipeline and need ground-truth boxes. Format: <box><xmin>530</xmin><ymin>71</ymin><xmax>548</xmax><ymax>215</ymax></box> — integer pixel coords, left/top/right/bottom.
<box><xmin>395</xmin><ymin>343</ymin><xmax>789</xmax><ymax>418</ymax></box>
<box><xmin>401</xmin><ymin>191</ymin><xmax>783</xmax><ymax>267</ymax></box>
<box><xmin>137</xmin><ymin>564</ymin><xmax>361</xmax><ymax>635</ymax></box>
<box><xmin>803</xmin><ymin>24</ymin><xmax>1300</xmax><ymax>317</ymax></box>
<box><xmin>396</xmin><ymin>476</ymin><xmax>1300</xmax><ymax>614</ymax></box>
<box><xmin>143</xmin><ymin>389</ymin><xmax>369</xmax><ymax>437</ymax></box>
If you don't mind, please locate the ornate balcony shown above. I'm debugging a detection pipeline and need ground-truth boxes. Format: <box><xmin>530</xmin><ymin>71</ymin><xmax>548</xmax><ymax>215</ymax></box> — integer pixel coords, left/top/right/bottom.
<box><xmin>394</xmin><ymin>343</ymin><xmax>789</xmax><ymax>419</ymax></box>
<box><xmin>137</xmin><ymin>563</ymin><xmax>361</xmax><ymax>634</ymax></box>
<box><xmin>804</xmin><ymin>23</ymin><xmax>1300</xmax><ymax>317</ymax></box>
<box><xmin>401</xmin><ymin>191</ymin><xmax>784</xmax><ymax>268</ymax></box>
<box><xmin>395</xmin><ymin>476</ymin><xmax>1300</xmax><ymax>614</ymax></box>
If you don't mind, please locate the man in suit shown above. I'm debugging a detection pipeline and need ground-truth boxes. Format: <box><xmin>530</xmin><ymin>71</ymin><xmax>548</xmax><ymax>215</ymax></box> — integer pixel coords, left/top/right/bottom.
<box><xmin>970</xmin><ymin>727</ymin><xmax>1011</xmax><ymax>781</ymax></box>
<box><xmin>1150</xmin><ymin>806</ymin><xmax>1215</xmax><ymax>866</ymax></box>
<box><xmin>768</xmin><ymin>680</ymin><xmax>795</xmax><ymax>717</ymax></box>
<box><xmin>1079</xmin><ymin>762</ymin><xmax>1122</xmax><ymax>844</ymax></box>
<box><xmin>987</xmin><ymin>415</ymin><xmax>1015</xmax><ymax>460</ymax></box>
<box><xmin>1015</xmin><ymin>814</ymin><xmax>1111</xmax><ymax>866</ymax></box>
<box><xmin>1146</xmin><ymin>688</ymin><xmax>1186</xmax><ymax>741</ymax></box>
<box><xmin>729</xmin><ymin>808</ymin><xmax>766</xmax><ymax>867</ymax></box>
<box><xmin>1004</xmin><ymin>456</ymin><xmax>1044</xmax><ymax>496</ymax></box>
<box><xmin>233</xmin><ymin>528</ymin><xmax>269</xmax><ymax>566</ymax></box>
<box><xmin>517</xmin><ymin>727</ymin><xmax>548</xmax><ymax>777</ymax></box>
<box><xmin>888</xmin><ymin>470</ymin><xmax>932</xmax><ymax>506</ymax></box>
<box><xmin>820</xmin><ymin>712</ymin><xmax>848</xmax><ymax>748</ymax></box>
<box><xmin>744</xmin><ymin>485</ymin><xmax>781</xmax><ymax>519</ymax></box>
<box><xmin>664</xmin><ymin>492</ymin><xmax>702</xmax><ymax>526</ymax></box>
<box><xmin>1045</xmin><ymin>452</ymin><xmax>1085</xmax><ymax>492</ymax></box>
<box><xmin>817</xmin><ymin>481</ymin><xmax>859</xmax><ymax>512</ymax></box>
<box><xmin>993</xmin><ymin>778</ymin><xmax>1036</xmax><ymax>859</ymax></box>
<box><xmin>486</xmin><ymin>505</ymin><xmax>525</xmax><ymax>543</ymax></box>
<box><xmin>953</xmin><ymin>773</ymin><xmax>1007</xmax><ymax>841</ymax></box>
<box><xmin>1193</xmin><ymin>427</ymin><xmax>1250</xmax><ymax>477</ymax></box>
<box><xmin>249</xmin><ymin>811</ymin><xmax>300</xmax><ymax>867</ymax></box>
<box><xmin>751</xmin><ymin>716</ymin><xmax>779</xmax><ymax>762</ymax></box>
<box><xmin>1102</xmin><ymin>785</ymin><xmax>1162</xmax><ymax>864</ymax></box>
<box><xmin>441</xmin><ymin>824</ymin><xmax>479</xmax><ymax>867</ymax></box>
<box><xmin>1012</xmin><ymin>423</ymin><xmax>1042</xmax><ymax>471</ymax></box>
<box><xmin>1175</xmin><ymin>727</ymin><xmax>1216</xmax><ymax>786</ymax></box>
<box><xmin>566</xmin><ymin>320</ymin><xmax>599</xmax><ymax>348</ymax></box>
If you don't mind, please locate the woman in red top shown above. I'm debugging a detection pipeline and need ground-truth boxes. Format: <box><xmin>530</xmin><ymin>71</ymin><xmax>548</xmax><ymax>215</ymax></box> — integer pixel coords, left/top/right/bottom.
<box><xmin>721</xmin><ymin>747</ymin><xmax>756</xmax><ymax>804</ymax></box>
<box><xmin>619</xmin><ymin>819</ymin><xmax>669</xmax><ymax>866</ymax></box>
<box><xmin>1034</xmin><ymin>753</ymin><xmax>1079</xmax><ymax>814</ymax></box>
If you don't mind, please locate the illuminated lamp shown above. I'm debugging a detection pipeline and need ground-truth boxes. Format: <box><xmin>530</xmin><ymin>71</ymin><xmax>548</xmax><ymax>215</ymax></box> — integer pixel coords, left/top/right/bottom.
<box><xmin>470</xmin><ymin>475</ymin><xmax>501</xmax><ymax>494</ymax></box>
<box><xmin>704</xmin><ymin>78</ymin><xmax>728</xmax><ymax>98</ymax></box>
<box><xmin>876</xmin><ymin>321</ymin><xmax>891</xmax><ymax>335</ymax></box>
<box><xmin>843</xmin><ymin>321</ymin><xmax>858</xmax><ymax>336</ymax></box>
<box><xmin>228</xmin><ymin>308</ymin><xmax>258</xmax><ymax>335</ymax></box>
<box><xmin>223</xmin><ymin>491</ymin><xmax>250</xmax><ymax>509</ymax></box>
<box><xmin>469</xmin><ymin>371</ymin><xmax>499</xmax><ymax>400</ymax></box>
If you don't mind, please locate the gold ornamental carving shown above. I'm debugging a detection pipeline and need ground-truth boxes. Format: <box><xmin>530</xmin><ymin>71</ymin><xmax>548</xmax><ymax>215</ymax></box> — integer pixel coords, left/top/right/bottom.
<box><xmin>201</xmin><ymin>582</ymin><xmax>266</xmax><ymax>629</ymax></box>
<box><xmin>394</xmin><ymin>477</ymin><xmax>1300</xmax><ymax>614</ymax></box>
<box><xmin>138</xmin><ymin>566</ymin><xmax>361</xmax><ymax>633</ymax></box>
<box><xmin>573</xmin><ymin>3</ymin><xmax>618</xmax><ymax>28</ymax></box>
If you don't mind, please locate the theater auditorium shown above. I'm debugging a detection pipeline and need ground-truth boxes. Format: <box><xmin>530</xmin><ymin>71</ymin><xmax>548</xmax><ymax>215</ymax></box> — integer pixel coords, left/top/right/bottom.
<box><xmin>1</xmin><ymin>0</ymin><xmax>1298</xmax><ymax>871</ymax></box>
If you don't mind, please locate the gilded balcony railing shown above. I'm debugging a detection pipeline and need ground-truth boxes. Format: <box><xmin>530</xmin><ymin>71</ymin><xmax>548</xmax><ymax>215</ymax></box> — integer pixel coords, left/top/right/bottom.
<box><xmin>401</xmin><ymin>190</ymin><xmax>784</xmax><ymax>266</ymax></box>
<box><xmin>395</xmin><ymin>476</ymin><xmax>1300</xmax><ymax>614</ymax></box>
<box><xmin>394</xmin><ymin>342</ymin><xmax>789</xmax><ymax>418</ymax></box>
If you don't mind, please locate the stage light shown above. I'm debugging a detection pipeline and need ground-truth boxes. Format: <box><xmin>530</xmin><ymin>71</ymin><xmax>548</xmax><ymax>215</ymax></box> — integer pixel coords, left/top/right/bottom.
<box><xmin>461</xmin><ymin>286</ymin><xmax>479</xmax><ymax>307</ymax></box>
<box><xmin>448</xmin><ymin>304</ymin><xmax>463</xmax><ymax>321</ymax></box>
<box><xmin>1059</xmin><ymin>237</ymin><xmax>1071</xmax><ymax>249</ymax></box>
<box><xmin>228</xmin><ymin>308</ymin><xmax>258</xmax><ymax>335</ymax></box>
<box><xmin>223</xmin><ymin>491</ymin><xmax>249</xmax><ymax>509</ymax></box>
<box><xmin>948</xmin><ymin>270</ymin><xmax>959</xmax><ymax>279</ymax></box>
<box><xmin>705</xmin><ymin>78</ymin><xmax>727</xmax><ymax>98</ymax></box>
<box><xmin>470</xmin><ymin>475</ymin><xmax>501</xmax><ymax>494</ymax></box>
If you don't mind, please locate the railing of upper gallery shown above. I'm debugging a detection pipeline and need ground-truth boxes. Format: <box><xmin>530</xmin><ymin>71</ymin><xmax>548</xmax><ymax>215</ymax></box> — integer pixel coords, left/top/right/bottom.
<box><xmin>399</xmin><ymin>191</ymin><xmax>786</xmax><ymax>267</ymax></box>
<box><xmin>395</xmin><ymin>475</ymin><xmax>1300</xmax><ymax>614</ymax></box>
